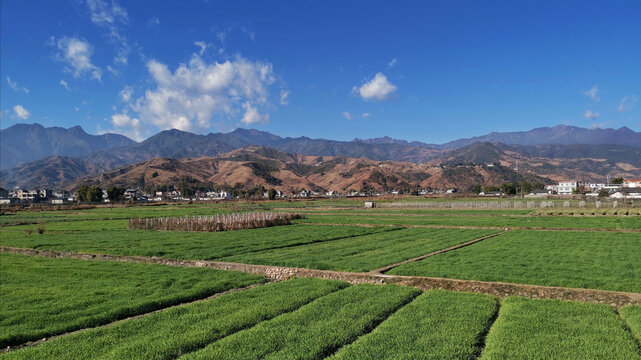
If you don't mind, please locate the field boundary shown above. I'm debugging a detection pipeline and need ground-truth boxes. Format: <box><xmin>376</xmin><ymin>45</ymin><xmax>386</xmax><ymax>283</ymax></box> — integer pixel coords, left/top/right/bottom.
<box><xmin>370</xmin><ymin>231</ymin><xmax>508</xmax><ymax>274</ymax></box>
<box><xmin>298</xmin><ymin>222</ymin><xmax>641</xmax><ymax>232</ymax></box>
<box><xmin>0</xmin><ymin>282</ymin><xmax>269</xmax><ymax>353</ymax></box>
<box><xmin>3</xmin><ymin>246</ymin><xmax>640</xmax><ymax>307</ymax></box>
<box><xmin>616</xmin><ymin>308</ymin><xmax>641</xmax><ymax>356</ymax></box>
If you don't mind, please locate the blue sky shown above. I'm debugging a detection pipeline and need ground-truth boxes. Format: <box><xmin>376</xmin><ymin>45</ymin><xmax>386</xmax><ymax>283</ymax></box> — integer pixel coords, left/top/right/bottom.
<box><xmin>1</xmin><ymin>1</ymin><xmax>640</xmax><ymax>143</ymax></box>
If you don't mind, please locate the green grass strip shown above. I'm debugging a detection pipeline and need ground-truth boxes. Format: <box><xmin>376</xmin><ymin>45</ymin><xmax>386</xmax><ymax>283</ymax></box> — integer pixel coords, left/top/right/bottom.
<box><xmin>481</xmin><ymin>297</ymin><xmax>641</xmax><ymax>360</ymax></box>
<box><xmin>180</xmin><ymin>284</ymin><xmax>421</xmax><ymax>360</ymax></box>
<box><xmin>620</xmin><ymin>306</ymin><xmax>641</xmax><ymax>350</ymax></box>
<box><xmin>1</xmin><ymin>278</ymin><xmax>347</xmax><ymax>360</ymax></box>
<box><xmin>0</xmin><ymin>224</ymin><xmax>391</xmax><ymax>260</ymax></box>
<box><xmin>390</xmin><ymin>230</ymin><xmax>641</xmax><ymax>293</ymax></box>
<box><xmin>0</xmin><ymin>253</ymin><xmax>264</xmax><ymax>348</ymax></box>
<box><xmin>221</xmin><ymin>228</ymin><xmax>498</xmax><ymax>272</ymax></box>
<box><xmin>330</xmin><ymin>290</ymin><xmax>498</xmax><ymax>359</ymax></box>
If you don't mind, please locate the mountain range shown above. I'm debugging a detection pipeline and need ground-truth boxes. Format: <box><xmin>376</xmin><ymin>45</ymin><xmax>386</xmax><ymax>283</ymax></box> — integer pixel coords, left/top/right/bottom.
<box><xmin>1</xmin><ymin>123</ymin><xmax>639</xmax><ymax>189</ymax></box>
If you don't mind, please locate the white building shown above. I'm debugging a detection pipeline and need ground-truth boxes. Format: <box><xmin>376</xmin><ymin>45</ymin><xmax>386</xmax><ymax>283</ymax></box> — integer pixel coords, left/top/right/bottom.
<box><xmin>557</xmin><ymin>181</ymin><xmax>581</xmax><ymax>195</ymax></box>
<box><xmin>623</xmin><ymin>179</ymin><xmax>641</xmax><ymax>188</ymax></box>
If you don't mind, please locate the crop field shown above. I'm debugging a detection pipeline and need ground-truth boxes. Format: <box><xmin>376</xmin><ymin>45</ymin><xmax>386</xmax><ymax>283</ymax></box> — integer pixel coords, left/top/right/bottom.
<box><xmin>0</xmin><ymin>224</ymin><xmax>392</xmax><ymax>260</ymax></box>
<box><xmin>220</xmin><ymin>228</ymin><xmax>499</xmax><ymax>272</ymax></box>
<box><xmin>0</xmin><ymin>253</ymin><xmax>264</xmax><ymax>347</ymax></box>
<box><xmin>389</xmin><ymin>230</ymin><xmax>641</xmax><ymax>293</ymax></box>
<box><xmin>481</xmin><ymin>297</ymin><xmax>641</xmax><ymax>359</ymax></box>
<box><xmin>1</xmin><ymin>200</ymin><xmax>640</xmax><ymax>359</ymax></box>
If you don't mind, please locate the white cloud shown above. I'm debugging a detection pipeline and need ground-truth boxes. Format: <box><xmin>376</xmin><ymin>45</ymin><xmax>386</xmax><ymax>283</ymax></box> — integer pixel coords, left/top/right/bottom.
<box><xmin>352</xmin><ymin>73</ymin><xmax>397</xmax><ymax>101</ymax></box>
<box><xmin>584</xmin><ymin>85</ymin><xmax>600</xmax><ymax>102</ymax></box>
<box><xmin>75</xmin><ymin>106</ymin><xmax>80</xmax><ymax>112</ymax></box>
<box><xmin>342</xmin><ymin>111</ymin><xmax>353</xmax><ymax>120</ymax></box>
<box><xmin>59</xmin><ymin>79</ymin><xmax>70</xmax><ymax>90</ymax></box>
<box><xmin>361</xmin><ymin>112</ymin><xmax>371</xmax><ymax>118</ymax></box>
<box><xmin>240</xmin><ymin>102</ymin><xmax>269</xmax><ymax>125</ymax></box>
<box><xmin>111</xmin><ymin>112</ymin><xmax>143</xmax><ymax>140</ymax></box>
<box><xmin>617</xmin><ymin>95</ymin><xmax>637</xmax><ymax>112</ymax></box>
<box><xmin>584</xmin><ymin>110</ymin><xmax>599</xmax><ymax>119</ymax></box>
<box><xmin>280</xmin><ymin>90</ymin><xmax>290</xmax><ymax>105</ymax></box>
<box><xmin>147</xmin><ymin>17</ymin><xmax>160</xmax><ymax>28</ymax></box>
<box><xmin>52</xmin><ymin>36</ymin><xmax>102</xmax><ymax>81</ymax></box>
<box><xmin>194</xmin><ymin>41</ymin><xmax>210</xmax><ymax>56</ymax></box>
<box><xmin>119</xmin><ymin>86</ymin><xmax>133</xmax><ymax>102</ymax></box>
<box><xmin>128</xmin><ymin>53</ymin><xmax>276</xmax><ymax>132</ymax></box>
<box><xmin>84</xmin><ymin>0</ymin><xmax>130</xmax><ymax>66</ymax></box>
<box><xmin>13</xmin><ymin>105</ymin><xmax>31</xmax><ymax>120</ymax></box>
<box><xmin>6</xmin><ymin>77</ymin><xmax>29</xmax><ymax>93</ymax></box>
<box><xmin>388</xmin><ymin>58</ymin><xmax>397</xmax><ymax>68</ymax></box>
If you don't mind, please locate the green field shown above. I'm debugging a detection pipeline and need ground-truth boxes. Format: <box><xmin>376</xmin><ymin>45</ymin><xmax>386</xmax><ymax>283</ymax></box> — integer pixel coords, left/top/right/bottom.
<box><xmin>181</xmin><ymin>284</ymin><xmax>419</xmax><ymax>360</ymax></box>
<box><xmin>299</xmin><ymin>213</ymin><xmax>641</xmax><ymax>229</ymax></box>
<box><xmin>0</xmin><ymin>224</ymin><xmax>391</xmax><ymax>260</ymax></box>
<box><xmin>481</xmin><ymin>297</ymin><xmax>641</xmax><ymax>359</ymax></box>
<box><xmin>389</xmin><ymin>230</ymin><xmax>641</xmax><ymax>293</ymax></box>
<box><xmin>1</xmin><ymin>278</ymin><xmax>346</xmax><ymax>360</ymax></box>
<box><xmin>620</xmin><ymin>306</ymin><xmax>641</xmax><ymax>344</ymax></box>
<box><xmin>221</xmin><ymin>228</ymin><xmax>499</xmax><ymax>272</ymax></box>
<box><xmin>0</xmin><ymin>253</ymin><xmax>264</xmax><ymax>348</ymax></box>
<box><xmin>2</xmin><ymin>201</ymin><xmax>640</xmax><ymax>358</ymax></box>
<box><xmin>331</xmin><ymin>290</ymin><xmax>498</xmax><ymax>360</ymax></box>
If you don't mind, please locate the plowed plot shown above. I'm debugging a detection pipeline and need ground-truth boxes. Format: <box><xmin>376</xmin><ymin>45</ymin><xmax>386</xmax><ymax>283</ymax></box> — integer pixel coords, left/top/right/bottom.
<box><xmin>220</xmin><ymin>228</ymin><xmax>499</xmax><ymax>272</ymax></box>
<box><xmin>0</xmin><ymin>224</ymin><xmax>391</xmax><ymax>260</ymax></box>
<box><xmin>2</xmin><ymin>278</ymin><xmax>346</xmax><ymax>360</ymax></box>
<box><xmin>331</xmin><ymin>290</ymin><xmax>498</xmax><ymax>360</ymax></box>
<box><xmin>390</xmin><ymin>230</ymin><xmax>641</xmax><ymax>293</ymax></box>
<box><xmin>481</xmin><ymin>297</ymin><xmax>641</xmax><ymax>359</ymax></box>
<box><xmin>181</xmin><ymin>284</ymin><xmax>420</xmax><ymax>360</ymax></box>
<box><xmin>0</xmin><ymin>253</ymin><xmax>264</xmax><ymax>348</ymax></box>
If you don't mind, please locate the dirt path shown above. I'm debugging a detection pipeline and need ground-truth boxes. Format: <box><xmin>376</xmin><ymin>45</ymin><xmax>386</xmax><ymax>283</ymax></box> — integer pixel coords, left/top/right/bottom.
<box><xmin>3</xmin><ymin>246</ymin><xmax>640</xmax><ymax>308</ymax></box>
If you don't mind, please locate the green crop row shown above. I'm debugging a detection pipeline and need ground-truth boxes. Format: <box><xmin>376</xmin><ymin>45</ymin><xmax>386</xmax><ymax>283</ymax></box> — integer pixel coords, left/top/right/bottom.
<box><xmin>0</xmin><ymin>253</ymin><xmax>264</xmax><ymax>348</ymax></box>
<box><xmin>481</xmin><ymin>297</ymin><xmax>641</xmax><ymax>359</ymax></box>
<box><xmin>0</xmin><ymin>224</ymin><xmax>392</xmax><ymax>260</ymax></box>
<box><xmin>330</xmin><ymin>290</ymin><xmax>498</xmax><ymax>360</ymax></box>
<box><xmin>298</xmin><ymin>213</ymin><xmax>641</xmax><ymax>230</ymax></box>
<box><xmin>389</xmin><ymin>230</ymin><xmax>641</xmax><ymax>293</ymax></box>
<box><xmin>220</xmin><ymin>228</ymin><xmax>499</xmax><ymax>272</ymax></box>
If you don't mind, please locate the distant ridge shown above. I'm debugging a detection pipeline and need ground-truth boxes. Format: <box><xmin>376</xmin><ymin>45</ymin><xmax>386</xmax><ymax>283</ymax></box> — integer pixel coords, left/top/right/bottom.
<box><xmin>439</xmin><ymin>124</ymin><xmax>641</xmax><ymax>149</ymax></box>
<box><xmin>0</xmin><ymin>123</ymin><xmax>136</xmax><ymax>169</ymax></box>
<box><xmin>1</xmin><ymin>123</ymin><xmax>640</xmax><ymax>188</ymax></box>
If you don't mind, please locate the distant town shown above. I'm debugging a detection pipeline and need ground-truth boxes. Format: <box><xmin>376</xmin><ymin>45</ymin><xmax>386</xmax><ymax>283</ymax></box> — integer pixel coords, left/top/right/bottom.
<box><xmin>2</xmin><ymin>178</ymin><xmax>640</xmax><ymax>205</ymax></box>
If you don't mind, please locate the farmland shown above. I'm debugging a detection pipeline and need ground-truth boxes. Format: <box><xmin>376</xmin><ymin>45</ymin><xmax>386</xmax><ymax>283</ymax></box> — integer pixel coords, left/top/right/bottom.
<box><xmin>1</xmin><ymin>199</ymin><xmax>640</xmax><ymax>359</ymax></box>
<box><xmin>389</xmin><ymin>230</ymin><xmax>641</xmax><ymax>293</ymax></box>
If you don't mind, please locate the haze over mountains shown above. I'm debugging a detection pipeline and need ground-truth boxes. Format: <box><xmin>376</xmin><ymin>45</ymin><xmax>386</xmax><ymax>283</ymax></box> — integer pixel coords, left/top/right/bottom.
<box><xmin>1</xmin><ymin>123</ymin><xmax>640</xmax><ymax>189</ymax></box>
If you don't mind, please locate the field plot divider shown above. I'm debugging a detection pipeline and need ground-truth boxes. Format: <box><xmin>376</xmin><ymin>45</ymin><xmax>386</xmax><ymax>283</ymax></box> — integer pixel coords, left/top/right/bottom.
<box><xmin>3</xmin><ymin>246</ymin><xmax>641</xmax><ymax>307</ymax></box>
<box><xmin>1</xmin><ymin>282</ymin><xmax>269</xmax><ymax>354</ymax></box>
<box><xmin>370</xmin><ymin>230</ymin><xmax>509</xmax><ymax>275</ymax></box>
<box><xmin>615</xmin><ymin>308</ymin><xmax>641</xmax><ymax>356</ymax></box>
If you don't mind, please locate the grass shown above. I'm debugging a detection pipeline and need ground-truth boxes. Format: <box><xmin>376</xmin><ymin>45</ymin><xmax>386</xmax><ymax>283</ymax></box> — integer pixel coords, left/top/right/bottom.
<box><xmin>220</xmin><ymin>228</ymin><xmax>499</xmax><ymax>272</ymax></box>
<box><xmin>299</xmin><ymin>213</ymin><xmax>641</xmax><ymax>230</ymax></box>
<box><xmin>0</xmin><ymin>224</ymin><xmax>391</xmax><ymax>260</ymax></box>
<box><xmin>620</xmin><ymin>306</ymin><xmax>641</xmax><ymax>346</ymax></box>
<box><xmin>181</xmin><ymin>283</ymin><xmax>420</xmax><ymax>360</ymax></box>
<box><xmin>330</xmin><ymin>290</ymin><xmax>499</xmax><ymax>360</ymax></box>
<box><xmin>389</xmin><ymin>230</ymin><xmax>641</xmax><ymax>293</ymax></box>
<box><xmin>1</xmin><ymin>278</ymin><xmax>347</xmax><ymax>360</ymax></box>
<box><xmin>481</xmin><ymin>297</ymin><xmax>641</xmax><ymax>359</ymax></box>
<box><xmin>0</xmin><ymin>253</ymin><xmax>264</xmax><ymax>348</ymax></box>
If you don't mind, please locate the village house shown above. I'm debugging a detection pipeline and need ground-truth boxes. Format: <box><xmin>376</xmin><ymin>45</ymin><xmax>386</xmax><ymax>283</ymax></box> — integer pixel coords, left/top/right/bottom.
<box><xmin>623</xmin><ymin>179</ymin><xmax>641</xmax><ymax>188</ymax></box>
<box><xmin>556</xmin><ymin>181</ymin><xmax>582</xmax><ymax>195</ymax></box>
